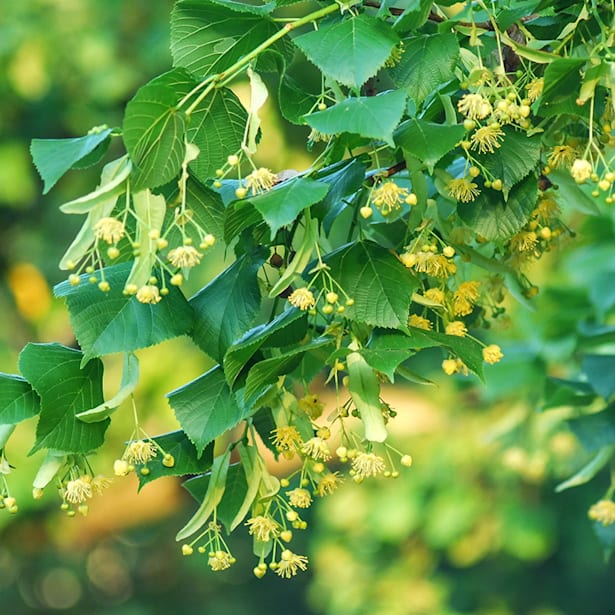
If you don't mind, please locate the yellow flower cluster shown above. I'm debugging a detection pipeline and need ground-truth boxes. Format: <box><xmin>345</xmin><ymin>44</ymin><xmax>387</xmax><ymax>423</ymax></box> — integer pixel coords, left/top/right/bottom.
<box><xmin>588</xmin><ymin>500</ymin><xmax>615</xmax><ymax>525</ymax></box>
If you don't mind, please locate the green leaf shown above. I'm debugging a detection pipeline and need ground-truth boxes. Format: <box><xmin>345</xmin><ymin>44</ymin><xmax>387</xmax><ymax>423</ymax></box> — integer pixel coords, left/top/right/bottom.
<box><xmin>59</xmin><ymin>156</ymin><xmax>131</xmax><ymax>214</ymax></box>
<box><xmin>583</xmin><ymin>355</ymin><xmax>615</xmax><ymax>400</ymax></box>
<box><xmin>228</xmin><ymin>442</ymin><xmax>263</xmax><ymax>529</ymax></box>
<box><xmin>326</xmin><ymin>241</ymin><xmax>418</xmax><ymax>329</ymax></box>
<box><xmin>0</xmin><ymin>373</ymin><xmax>40</xmax><ymax>425</ymax></box>
<box><xmin>206</xmin><ymin>0</ymin><xmax>275</xmax><ymax>14</ymax></box>
<box><xmin>223</xmin><ymin>308</ymin><xmax>307</xmax><ymax>388</ymax></box>
<box><xmin>224</xmin><ymin>200</ymin><xmax>265</xmax><ymax>244</ymax></box>
<box><xmin>548</xmin><ymin>169</ymin><xmax>600</xmax><ymax>215</ymax></box>
<box><xmin>408</xmin><ymin>328</ymin><xmax>485</xmax><ymax>379</ymax></box>
<box><xmin>54</xmin><ymin>263</ymin><xmax>193</xmax><ymax>363</ymax></box>
<box><xmin>0</xmin><ymin>425</ymin><xmax>15</xmax><ymax>449</ymax></box>
<box><xmin>171</xmin><ymin>0</ymin><xmax>280</xmax><ymax>79</ymax></box>
<box><xmin>125</xmin><ymin>189</ymin><xmax>167</xmax><ymax>290</ymax></box>
<box><xmin>32</xmin><ymin>451</ymin><xmax>66</xmax><ymax>490</ymax></box>
<box><xmin>164</xmin><ymin>177</ymin><xmax>227</xmax><ymax>242</ymax></box>
<box><xmin>393</xmin><ymin>0</ymin><xmax>433</xmax><ymax>32</ymax></box>
<box><xmin>361</xmin><ymin>332</ymin><xmax>416</xmax><ymax>382</ymax></box>
<box><xmin>542</xmin><ymin>377</ymin><xmax>596</xmax><ymax>411</ymax></box>
<box><xmin>268</xmin><ymin>216</ymin><xmax>318</xmax><ymax>298</ymax></box>
<box><xmin>538</xmin><ymin>58</ymin><xmax>586</xmax><ymax>115</ymax></box>
<box><xmin>347</xmin><ymin>347</ymin><xmax>387</xmax><ymax>442</ymax></box>
<box><xmin>568</xmin><ymin>405</ymin><xmax>615</xmax><ymax>452</ymax></box>
<box><xmin>555</xmin><ymin>444</ymin><xmax>615</xmax><ymax>492</ymax></box>
<box><xmin>137</xmin><ymin>430</ymin><xmax>214</xmax><ymax>489</ymax></box>
<box><xmin>248</xmin><ymin>177</ymin><xmax>329</xmax><ymax>238</ymax></box>
<box><xmin>183</xmin><ymin>448</ymin><xmax>263</xmax><ymax>533</ymax></box>
<box><xmin>19</xmin><ymin>343</ymin><xmax>109</xmax><ymax>454</ymax></box>
<box><xmin>457</xmin><ymin>174</ymin><xmax>538</xmax><ymax>241</ymax></box>
<box><xmin>244</xmin><ymin>338</ymin><xmax>332</xmax><ymax>404</ymax></box>
<box><xmin>76</xmin><ymin>353</ymin><xmax>139</xmax><ymax>423</ymax></box>
<box><xmin>188</xmin><ymin>87</ymin><xmax>248</xmax><ymax>183</ymax></box>
<box><xmin>278</xmin><ymin>74</ymin><xmax>319</xmax><ymax>125</ymax></box>
<box><xmin>312</xmin><ymin>158</ymin><xmax>367</xmax><ymax>232</ymax></box>
<box><xmin>31</xmin><ymin>127</ymin><xmax>113</xmax><ymax>194</ymax></box>
<box><xmin>252</xmin><ymin>406</ymin><xmax>278</xmax><ymax>455</ymax></box>
<box><xmin>216</xmin><ymin>463</ymin><xmax>248</xmax><ymax>529</ymax></box>
<box><xmin>59</xmin><ymin>196</ymin><xmax>119</xmax><ymax>271</ymax></box>
<box><xmin>294</xmin><ymin>15</ymin><xmax>399</xmax><ymax>89</ymax></box>
<box><xmin>190</xmin><ymin>250</ymin><xmax>266</xmax><ymax>362</ymax></box>
<box><xmin>123</xmin><ymin>84</ymin><xmax>186</xmax><ymax>190</ymax></box>
<box><xmin>389</xmin><ymin>33</ymin><xmax>459</xmax><ymax>105</ymax></box>
<box><xmin>475</xmin><ymin>129</ymin><xmax>541</xmax><ymax>192</ymax></box>
<box><xmin>395</xmin><ymin>119</ymin><xmax>465</xmax><ymax>173</ymax></box>
<box><xmin>305</xmin><ymin>90</ymin><xmax>407</xmax><ymax>146</ymax></box>
<box><xmin>167</xmin><ymin>365</ymin><xmax>252</xmax><ymax>456</ymax></box>
<box><xmin>176</xmin><ymin>446</ymin><xmax>232</xmax><ymax>541</ymax></box>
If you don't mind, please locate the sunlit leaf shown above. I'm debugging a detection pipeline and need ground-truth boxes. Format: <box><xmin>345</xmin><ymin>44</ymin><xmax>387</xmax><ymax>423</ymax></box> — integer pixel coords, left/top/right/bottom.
<box><xmin>19</xmin><ymin>344</ymin><xmax>109</xmax><ymax>454</ymax></box>
<box><xmin>295</xmin><ymin>15</ymin><xmax>399</xmax><ymax>89</ymax></box>
<box><xmin>305</xmin><ymin>90</ymin><xmax>407</xmax><ymax>146</ymax></box>
<box><xmin>190</xmin><ymin>249</ymin><xmax>267</xmax><ymax>362</ymax></box>
<box><xmin>167</xmin><ymin>365</ymin><xmax>252</xmax><ymax>456</ymax></box>
<box><xmin>31</xmin><ymin>127</ymin><xmax>113</xmax><ymax>194</ymax></box>
<box><xmin>389</xmin><ymin>33</ymin><xmax>459</xmax><ymax>105</ymax></box>
<box><xmin>123</xmin><ymin>84</ymin><xmax>186</xmax><ymax>190</ymax></box>
<box><xmin>326</xmin><ymin>241</ymin><xmax>418</xmax><ymax>329</ymax></box>
<box><xmin>137</xmin><ymin>430</ymin><xmax>214</xmax><ymax>489</ymax></box>
<box><xmin>54</xmin><ymin>263</ymin><xmax>193</xmax><ymax>363</ymax></box>
<box><xmin>0</xmin><ymin>373</ymin><xmax>40</xmax><ymax>425</ymax></box>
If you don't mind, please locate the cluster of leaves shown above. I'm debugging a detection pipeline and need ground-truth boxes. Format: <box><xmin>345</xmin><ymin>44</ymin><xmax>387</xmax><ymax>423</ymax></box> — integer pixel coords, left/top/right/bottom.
<box><xmin>2</xmin><ymin>0</ymin><xmax>615</xmax><ymax>576</ymax></box>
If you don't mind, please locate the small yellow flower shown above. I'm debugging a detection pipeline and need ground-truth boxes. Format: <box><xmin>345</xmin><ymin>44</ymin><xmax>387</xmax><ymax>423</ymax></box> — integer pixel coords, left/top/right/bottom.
<box><xmin>297</xmin><ymin>394</ymin><xmax>324</xmax><ymax>420</ymax></box>
<box><xmin>526</xmin><ymin>77</ymin><xmax>544</xmax><ymax>103</ymax></box>
<box><xmin>351</xmin><ymin>452</ymin><xmax>386</xmax><ymax>479</ymax></box>
<box><xmin>126</xmin><ymin>440</ymin><xmax>158</xmax><ymax>464</ymax></box>
<box><xmin>471</xmin><ymin>124</ymin><xmax>504</xmax><ymax>154</ymax></box>
<box><xmin>316</xmin><ymin>472</ymin><xmax>342</xmax><ymax>497</ymax></box>
<box><xmin>64</xmin><ymin>476</ymin><xmax>93</xmax><ymax>504</ymax></box>
<box><xmin>483</xmin><ymin>344</ymin><xmax>503</xmax><ymax>364</ymax></box>
<box><xmin>588</xmin><ymin>500</ymin><xmax>615</xmax><ymax>525</ymax></box>
<box><xmin>457</xmin><ymin>93</ymin><xmax>492</xmax><ymax>120</ymax></box>
<box><xmin>412</xmin><ymin>252</ymin><xmax>457</xmax><ymax>279</ymax></box>
<box><xmin>533</xmin><ymin>198</ymin><xmax>559</xmax><ymax>221</ymax></box>
<box><xmin>408</xmin><ymin>314</ymin><xmax>432</xmax><ymax>330</ymax></box>
<box><xmin>424</xmin><ymin>288</ymin><xmax>445</xmax><ymax>304</ymax></box>
<box><xmin>113</xmin><ymin>459</ymin><xmax>131</xmax><ymax>476</ymax></box>
<box><xmin>288</xmin><ymin>287</ymin><xmax>315</xmax><ymax>311</ymax></box>
<box><xmin>570</xmin><ymin>158</ymin><xmax>593</xmax><ymax>183</ymax></box>
<box><xmin>448</xmin><ymin>177</ymin><xmax>480</xmax><ymax>203</ymax></box>
<box><xmin>168</xmin><ymin>245</ymin><xmax>202</xmax><ymax>268</ymax></box>
<box><xmin>90</xmin><ymin>475</ymin><xmax>112</xmax><ymax>495</ymax></box>
<box><xmin>245</xmin><ymin>168</ymin><xmax>278</xmax><ymax>194</ymax></box>
<box><xmin>399</xmin><ymin>252</ymin><xmax>417</xmax><ymax>268</ymax></box>
<box><xmin>452</xmin><ymin>281</ymin><xmax>480</xmax><ymax>316</ymax></box>
<box><xmin>301</xmin><ymin>437</ymin><xmax>331</xmax><ymax>461</ymax></box>
<box><xmin>510</xmin><ymin>230</ymin><xmax>538</xmax><ymax>253</ymax></box>
<box><xmin>181</xmin><ymin>544</ymin><xmax>194</xmax><ymax>556</ymax></box>
<box><xmin>136</xmin><ymin>285</ymin><xmax>162</xmax><ymax>304</ymax></box>
<box><xmin>93</xmin><ymin>217</ymin><xmax>125</xmax><ymax>244</ymax></box>
<box><xmin>371</xmin><ymin>181</ymin><xmax>409</xmax><ymax>215</ymax></box>
<box><xmin>245</xmin><ymin>515</ymin><xmax>280</xmax><ymax>542</ymax></box>
<box><xmin>208</xmin><ymin>550</ymin><xmax>234</xmax><ymax>571</ymax></box>
<box><xmin>441</xmin><ymin>358</ymin><xmax>459</xmax><ymax>375</ymax></box>
<box><xmin>288</xmin><ymin>488</ymin><xmax>312</xmax><ymax>508</ymax></box>
<box><xmin>271</xmin><ymin>426</ymin><xmax>303</xmax><ymax>452</ymax></box>
<box><xmin>276</xmin><ymin>549</ymin><xmax>308</xmax><ymax>578</ymax></box>
<box><xmin>445</xmin><ymin>321</ymin><xmax>467</xmax><ymax>337</ymax></box>
<box><xmin>547</xmin><ymin>145</ymin><xmax>576</xmax><ymax>169</ymax></box>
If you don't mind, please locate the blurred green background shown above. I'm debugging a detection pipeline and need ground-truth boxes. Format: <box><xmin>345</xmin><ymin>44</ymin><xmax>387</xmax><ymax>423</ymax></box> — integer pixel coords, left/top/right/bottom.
<box><xmin>1</xmin><ymin>2</ymin><xmax>615</xmax><ymax>614</ymax></box>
